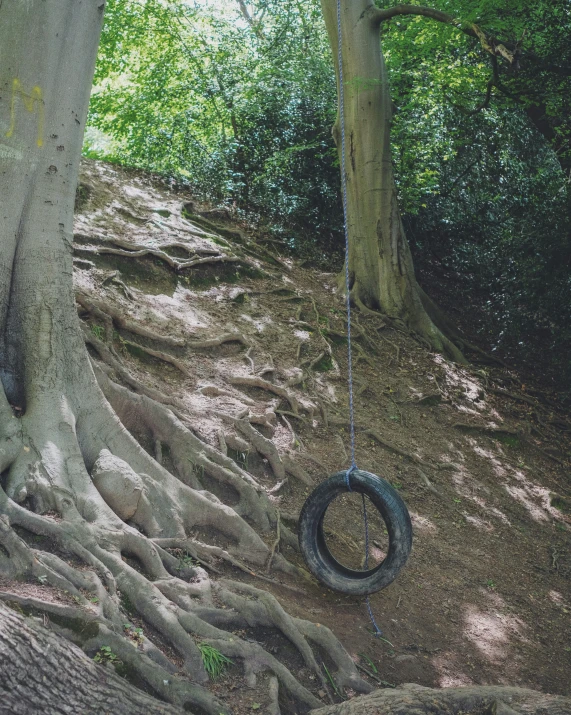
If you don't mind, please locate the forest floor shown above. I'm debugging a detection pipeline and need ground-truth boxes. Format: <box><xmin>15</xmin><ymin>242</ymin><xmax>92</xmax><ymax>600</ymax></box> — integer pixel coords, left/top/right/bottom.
<box><xmin>5</xmin><ymin>159</ymin><xmax>570</xmax><ymax>713</ymax></box>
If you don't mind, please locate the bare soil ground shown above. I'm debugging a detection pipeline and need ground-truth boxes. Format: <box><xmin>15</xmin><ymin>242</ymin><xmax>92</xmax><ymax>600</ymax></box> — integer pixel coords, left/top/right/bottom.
<box><xmin>5</xmin><ymin>159</ymin><xmax>569</xmax><ymax>713</ymax></box>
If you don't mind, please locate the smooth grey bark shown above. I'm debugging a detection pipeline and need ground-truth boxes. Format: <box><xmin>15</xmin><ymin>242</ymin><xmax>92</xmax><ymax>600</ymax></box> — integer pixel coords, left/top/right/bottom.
<box><xmin>0</xmin><ymin>6</ymin><xmax>371</xmax><ymax>713</ymax></box>
<box><xmin>0</xmin><ymin>0</ymin><xmax>109</xmax><ymax>511</ymax></box>
<box><xmin>320</xmin><ymin>0</ymin><xmax>464</xmax><ymax>361</ymax></box>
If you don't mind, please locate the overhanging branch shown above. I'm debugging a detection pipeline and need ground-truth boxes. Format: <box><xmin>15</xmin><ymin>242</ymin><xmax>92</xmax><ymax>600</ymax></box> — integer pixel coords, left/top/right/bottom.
<box><xmin>366</xmin><ymin>4</ymin><xmax>514</xmax><ymax>64</ymax></box>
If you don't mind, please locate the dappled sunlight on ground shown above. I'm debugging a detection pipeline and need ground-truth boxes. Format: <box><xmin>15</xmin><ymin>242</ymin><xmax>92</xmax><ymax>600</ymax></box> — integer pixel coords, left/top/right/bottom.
<box><xmin>504</xmin><ymin>485</ymin><xmax>550</xmax><ymax>522</ymax></box>
<box><xmin>463</xmin><ymin>598</ymin><xmax>528</xmax><ymax>673</ymax></box>
<box><xmin>463</xmin><ymin>513</ymin><xmax>495</xmax><ymax>532</ymax></box>
<box><xmin>432</xmin><ymin>355</ymin><xmax>486</xmax><ymax>408</ymax></box>
<box><xmin>471</xmin><ymin>442</ymin><xmax>507</xmax><ymax>478</ymax></box>
<box><xmin>409</xmin><ymin>511</ymin><xmax>437</xmax><ymax>533</ymax></box>
<box><xmin>432</xmin><ymin>653</ymin><xmax>474</xmax><ymax>688</ymax></box>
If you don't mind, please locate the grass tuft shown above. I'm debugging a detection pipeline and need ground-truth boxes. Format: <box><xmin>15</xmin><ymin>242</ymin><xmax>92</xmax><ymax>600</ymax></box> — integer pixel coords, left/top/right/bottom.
<box><xmin>198</xmin><ymin>642</ymin><xmax>233</xmax><ymax>679</ymax></box>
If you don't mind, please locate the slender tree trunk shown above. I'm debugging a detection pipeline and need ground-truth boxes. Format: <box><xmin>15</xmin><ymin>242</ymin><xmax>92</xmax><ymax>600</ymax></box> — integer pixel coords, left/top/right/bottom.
<box><xmin>320</xmin><ymin>0</ymin><xmax>464</xmax><ymax>361</ymax></box>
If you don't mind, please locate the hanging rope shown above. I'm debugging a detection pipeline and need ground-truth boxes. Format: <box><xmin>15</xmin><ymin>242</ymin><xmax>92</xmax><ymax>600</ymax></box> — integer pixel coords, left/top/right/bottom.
<box><xmin>336</xmin><ymin>0</ymin><xmax>383</xmax><ymax>638</ymax></box>
<box><xmin>336</xmin><ymin>0</ymin><xmax>357</xmax><ymax>486</ymax></box>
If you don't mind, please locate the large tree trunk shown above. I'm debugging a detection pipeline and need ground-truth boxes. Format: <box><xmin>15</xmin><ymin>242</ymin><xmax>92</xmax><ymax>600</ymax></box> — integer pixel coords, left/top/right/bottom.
<box><xmin>320</xmin><ymin>0</ymin><xmax>464</xmax><ymax>362</ymax></box>
<box><xmin>0</xmin><ymin>0</ymin><xmax>108</xmax><ymax>506</ymax></box>
<box><xmin>0</xmin><ymin>600</ymin><xmax>179</xmax><ymax>715</ymax></box>
<box><xmin>0</xmin><ymin>4</ymin><xmax>370</xmax><ymax>713</ymax></box>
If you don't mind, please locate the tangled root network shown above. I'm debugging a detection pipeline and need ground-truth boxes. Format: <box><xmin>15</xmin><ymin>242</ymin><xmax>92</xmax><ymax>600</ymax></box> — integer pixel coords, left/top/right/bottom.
<box><xmin>0</xmin><ymin>165</ymin><xmax>374</xmax><ymax>715</ymax></box>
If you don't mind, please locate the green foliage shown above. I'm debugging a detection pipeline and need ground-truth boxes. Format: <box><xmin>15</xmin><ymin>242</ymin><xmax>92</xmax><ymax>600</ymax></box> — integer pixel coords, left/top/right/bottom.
<box><xmin>358</xmin><ymin>653</ymin><xmax>378</xmax><ymax>673</ymax></box>
<box><xmin>173</xmin><ymin>549</ymin><xmax>197</xmax><ymax>572</ymax></box>
<box><xmin>90</xmin><ymin>324</ymin><xmax>104</xmax><ymax>340</ymax></box>
<box><xmin>94</xmin><ymin>645</ymin><xmax>121</xmax><ymax>666</ymax></box>
<box><xmin>89</xmin><ymin>0</ymin><xmax>341</xmax><ymax>260</ymax></box>
<box><xmin>322</xmin><ymin>663</ymin><xmax>343</xmax><ymax>700</ymax></box>
<box><xmin>123</xmin><ymin>623</ymin><xmax>145</xmax><ymax>645</ymax></box>
<box><xmin>198</xmin><ymin>642</ymin><xmax>233</xmax><ymax>679</ymax></box>
<box><xmin>380</xmin><ymin>0</ymin><xmax>571</xmax><ymax>390</ymax></box>
<box><xmin>89</xmin><ymin>0</ymin><xmax>571</xmax><ymax>389</ymax></box>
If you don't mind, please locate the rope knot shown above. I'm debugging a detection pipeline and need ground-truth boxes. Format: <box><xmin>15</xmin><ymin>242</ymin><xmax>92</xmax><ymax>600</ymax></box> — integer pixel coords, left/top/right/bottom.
<box><xmin>345</xmin><ymin>463</ymin><xmax>357</xmax><ymax>491</ymax></box>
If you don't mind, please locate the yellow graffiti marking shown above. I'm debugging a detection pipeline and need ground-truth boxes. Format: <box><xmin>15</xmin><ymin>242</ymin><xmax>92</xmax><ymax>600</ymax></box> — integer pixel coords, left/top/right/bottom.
<box><xmin>5</xmin><ymin>78</ymin><xmax>44</xmax><ymax>147</ymax></box>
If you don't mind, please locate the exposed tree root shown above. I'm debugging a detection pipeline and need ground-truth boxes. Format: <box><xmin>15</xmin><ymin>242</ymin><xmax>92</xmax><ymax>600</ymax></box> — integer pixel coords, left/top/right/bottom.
<box><xmin>310</xmin><ymin>683</ymin><xmax>571</xmax><ymax>715</ymax></box>
<box><xmin>84</xmin><ymin>330</ymin><xmax>189</xmax><ymax>413</ymax></box>
<box><xmin>75</xmin><ymin>241</ymin><xmax>241</xmax><ymax>272</ymax></box>
<box><xmin>0</xmin><ymin>454</ymin><xmax>365</xmax><ymax>714</ymax></box>
<box><xmin>199</xmin><ymin>383</ymin><xmax>256</xmax><ymax>406</ymax></box>
<box><xmin>229</xmin><ymin>375</ymin><xmax>302</xmax><ymax>414</ymax></box>
<box><xmin>102</xmin><ymin>269</ymin><xmax>135</xmax><ymax>299</ymax></box>
<box><xmin>187</xmin><ymin>332</ymin><xmax>249</xmax><ymax>349</ymax></box>
<box><xmin>122</xmin><ymin>339</ymin><xmax>193</xmax><ymax>377</ymax></box>
<box><xmin>453</xmin><ymin>422</ymin><xmax>520</xmax><ymax>438</ymax></box>
<box><xmin>95</xmin><ymin>366</ymin><xmax>278</xmax><ymax>533</ymax></box>
<box><xmin>0</xmin><ymin>323</ymin><xmax>367</xmax><ymax>712</ymax></box>
<box><xmin>233</xmin><ymin>418</ymin><xmax>286</xmax><ymax>482</ymax></box>
<box><xmin>281</xmin><ymin>454</ymin><xmax>315</xmax><ymax>486</ymax></box>
<box><xmin>77</xmin><ymin>292</ymin><xmax>185</xmax><ymax>347</ymax></box>
<box><xmin>349</xmin><ymin>282</ymin><xmax>467</xmax><ymax>364</ymax></box>
<box><xmin>322</xmin><ymin>423</ymin><xmax>436</xmax><ymax>470</ymax></box>
<box><xmin>489</xmin><ymin>385</ymin><xmax>540</xmax><ymax>408</ymax></box>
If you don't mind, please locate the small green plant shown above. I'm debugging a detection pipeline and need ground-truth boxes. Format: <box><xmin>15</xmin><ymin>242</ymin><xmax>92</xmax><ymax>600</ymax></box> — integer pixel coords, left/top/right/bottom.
<box><xmin>228</xmin><ymin>448</ymin><xmax>248</xmax><ymax>470</ymax></box>
<box><xmin>198</xmin><ymin>643</ymin><xmax>232</xmax><ymax>679</ymax></box>
<box><xmin>175</xmin><ymin>550</ymin><xmax>197</xmax><ymax>572</ymax></box>
<box><xmin>486</xmin><ymin>579</ymin><xmax>496</xmax><ymax>590</ymax></box>
<box><xmin>323</xmin><ymin>663</ymin><xmax>344</xmax><ymax>699</ymax></box>
<box><xmin>358</xmin><ymin>653</ymin><xmax>378</xmax><ymax>673</ymax></box>
<box><xmin>313</xmin><ymin>353</ymin><xmax>333</xmax><ymax>372</ymax></box>
<box><xmin>90</xmin><ymin>324</ymin><xmax>104</xmax><ymax>340</ymax></box>
<box><xmin>377</xmin><ymin>635</ymin><xmax>394</xmax><ymax>648</ymax></box>
<box><xmin>94</xmin><ymin>645</ymin><xmax>121</xmax><ymax>666</ymax></box>
<box><xmin>123</xmin><ymin>623</ymin><xmax>144</xmax><ymax>644</ymax></box>
<box><xmin>495</xmin><ymin>433</ymin><xmax>520</xmax><ymax>448</ymax></box>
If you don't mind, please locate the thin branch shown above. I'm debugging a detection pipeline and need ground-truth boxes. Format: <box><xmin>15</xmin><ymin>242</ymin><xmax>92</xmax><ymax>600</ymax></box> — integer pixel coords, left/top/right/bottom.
<box><xmin>237</xmin><ymin>0</ymin><xmax>264</xmax><ymax>40</ymax></box>
<box><xmin>367</xmin><ymin>5</ymin><xmax>514</xmax><ymax>64</ymax></box>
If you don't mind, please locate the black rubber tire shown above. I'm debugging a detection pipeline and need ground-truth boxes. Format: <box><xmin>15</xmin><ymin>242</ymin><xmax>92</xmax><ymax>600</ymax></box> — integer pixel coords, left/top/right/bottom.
<box><xmin>298</xmin><ymin>470</ymin><xmax>413</xmax><ymax>596</ymax></box>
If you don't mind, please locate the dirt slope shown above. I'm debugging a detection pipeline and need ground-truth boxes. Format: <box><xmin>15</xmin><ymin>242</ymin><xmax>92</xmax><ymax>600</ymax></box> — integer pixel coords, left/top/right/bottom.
<box><xmin>64</xmin><ymin>160</ymin><xmax>571</xmax><ymax>707</ymax></box>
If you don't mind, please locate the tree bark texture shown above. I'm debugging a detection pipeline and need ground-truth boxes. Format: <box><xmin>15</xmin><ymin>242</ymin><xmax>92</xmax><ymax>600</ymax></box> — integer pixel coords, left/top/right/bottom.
<box><xmin>320</xmin><ymin>0</ymin><xmax>464</xmax><ymax>360</ymax></box>
<box><xmin>0</xmin><ymin>0</ymin><xmax>115</xmax><ymax>515</ymax></box>
<box><xmin>0</xmin><ymin>6</ymin><xmax>370</xmax><ymax>713</ymax></box>
<box><xmin>310</xmin><ymin>682</ymin><xmax>571</xmax><ymax>715</ymax></box>
<box><xmin>0</xmin><ymin>600</ymin><xmax>180</xmax><ymax>715</ymax></box>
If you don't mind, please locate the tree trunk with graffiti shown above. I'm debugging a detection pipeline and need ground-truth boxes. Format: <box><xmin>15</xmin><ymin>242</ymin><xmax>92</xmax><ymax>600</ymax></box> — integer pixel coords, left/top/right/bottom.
<box><xmin>0</xmin><ymin>3</ymin><xmax>370</xmax><ymax>712</ymax></box>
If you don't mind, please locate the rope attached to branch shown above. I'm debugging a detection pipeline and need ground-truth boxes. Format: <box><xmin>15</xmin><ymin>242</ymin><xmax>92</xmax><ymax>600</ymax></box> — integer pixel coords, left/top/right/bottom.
<box><xmin>336</xmin><ymin>0</ymin><xmax>383</xmax><ymax>638</ymax></box>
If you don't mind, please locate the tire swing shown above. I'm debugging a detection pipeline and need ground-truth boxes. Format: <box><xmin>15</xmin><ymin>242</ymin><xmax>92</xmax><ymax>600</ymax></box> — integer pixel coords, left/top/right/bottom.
<box><xmin>299</xmin><ymin>470</ymin><xmax>412</xmax><ymax>597</ymax></box>
<box><xmin>298</xmin><ymin>0</ymin><xmax>412</xmax><ymax>599</ymax></box>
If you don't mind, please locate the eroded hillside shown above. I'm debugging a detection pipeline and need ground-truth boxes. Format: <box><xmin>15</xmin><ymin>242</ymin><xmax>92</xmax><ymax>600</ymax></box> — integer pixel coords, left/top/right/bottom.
<box><xmin>4</xmin><ymin>160</ymin><xmax>569</xmax><ymax>714</ymax></box>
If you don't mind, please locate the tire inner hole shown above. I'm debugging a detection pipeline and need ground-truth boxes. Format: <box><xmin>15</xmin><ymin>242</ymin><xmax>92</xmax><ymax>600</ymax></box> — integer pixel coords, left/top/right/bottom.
<box><xmin>322</xmin><ymin>492</ymin><xmax>389</xmax><ymax>571</ymax></box>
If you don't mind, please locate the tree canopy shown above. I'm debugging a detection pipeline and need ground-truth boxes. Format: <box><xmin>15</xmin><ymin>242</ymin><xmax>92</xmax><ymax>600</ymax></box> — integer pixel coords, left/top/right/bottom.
<box><xmin>87</xmin><ymin>0</ymin><xmax>571</xmax><ymax>383</ymax></box>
